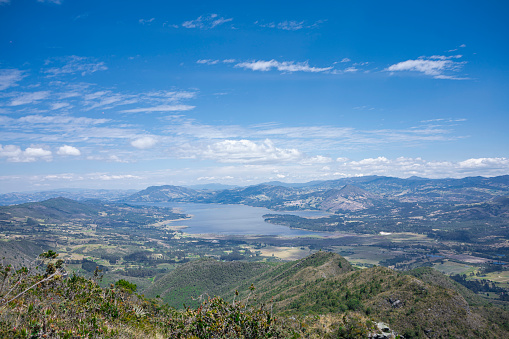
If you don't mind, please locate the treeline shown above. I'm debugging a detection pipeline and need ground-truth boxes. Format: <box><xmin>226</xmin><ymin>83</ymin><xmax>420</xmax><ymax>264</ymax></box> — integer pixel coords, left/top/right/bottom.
<box><xmin>451</xmin><ymin>274</ymin><xmax>507</xmax><ymax>294</ymax></box>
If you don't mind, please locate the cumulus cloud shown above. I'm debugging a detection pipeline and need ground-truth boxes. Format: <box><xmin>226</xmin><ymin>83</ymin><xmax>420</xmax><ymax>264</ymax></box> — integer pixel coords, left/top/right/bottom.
<box><xmin>386</xmin><ymin>55</ymin><xmax>467</xmax><ymax>79</ymax></box>
<box><xmin>350</xmin><ymin>156</ymin><xmax>390</xmax><ymax>165</ymax></box>
<box><xmin>0</xmin><ymin>145</ymin><xmax>52</xmax><ymax>162</ymax></box>
<box><xmin>182</xmin><ymin>14</ymin><xmax>232</xmax><ymax>29</ymax></box>
<box><xmin>131</xmin><ymin>136</ymin><xmax>157</xmax><ymax>149</ymax></box>
<box><xmin>94</xmin><ymin>174</ymin><xmax>141</xmax><ymax>180</ymax></box>
<box><xmin>44</xmin><ymin>56</ymin><xmax>107</xmax><ymax>77</ymax></box>
<box><xmin>199</xmin><ymin>139</ymin><xmax>303</xmax><ymax>164</ymax></box>
<box><xmin>0</xmin><ymin>69</ymin><xmax>26</xmax><ymax>90</ymax></box>
<box><xmin>300</xmin><ymin>155</ymin><xmax>333</xmax><ymax>165</ymax></box>
<box><xmin>329</xmin><ymin>156</ymin><xmax>509</xmax><ymax>179</ymax></box>
<box><xmin>459</xmin><ymin>157</ymin><xmax>509</xmax><ymax>168</ymax></box>
<box><xmin>235</xmin><ymin>60</ymin><xmax>332</xmax><ymax>73</ymax></box>
<box><xmin>57</xmin><ymin>145</ymin><xmax>81</xmax><ymax>156</ymax></box>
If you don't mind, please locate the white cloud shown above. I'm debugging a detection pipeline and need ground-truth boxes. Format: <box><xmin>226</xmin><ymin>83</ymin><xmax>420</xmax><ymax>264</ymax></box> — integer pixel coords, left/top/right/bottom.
<box><xmin>83</xmin><ymin>91</ymin><xmax>135</xmax><ymax>110</ymax></box>
<box><xmin>182</xmin><ymin>14</ymin><xmax>233</xmax><ymax>29</ymax></box>
<box><xmin>14</xmin><ymin>114</ymin><xmax>109</xmax><ymax>126</ymax></box>
<box><xmin>37</xmin><ymin>0</ymin><xmax>62</xmax><ymax>4</ymax></box>
<box><xmin>0</xmin><ymin>69</ymin><xmax>26</xmax><ymax>90</ymax></box>
<box><xmin>386</xmin><ymin>55</ymin><xmax>467</xmax><ymax>79</ymax></box>
<box><xmin>164</xmin><ymin>118</ymin><xmax>465</xmax><ymax>156</ymax></box>
<box><xmin>235</xmin><ymin>60</ymin><xmax>332</xmax><ymax>73</ymax></box>
<box><xmin>44</xmin><ymin>56</ymin><xmax>107</xmax><ymax>77</ymax></box>
<box><xmin>197</xmin><ymin>59</ymin><xmax>220</xmax><ymax>65</ymax></box>
<box><xmin>139</xmin><ymin>18</ymin><xmax>155</xmax><ymax>24</ymax></box>
<box><xmin>351</xmin><ymin>156</ymin><xmax>390</xmax><ymax>165</ymax></box>
<box><xmin>428</xmin><ymin>55</ymin><xmax>462</xmax><ymax>60</ymax></box>
<box><xmin>146</xmin><ymin>90</ymin><xmax>196</xmax><ymax>100</ymax></box>
<box><xmin>343</xmin><ymin>67</ymin><xmax>358</xmax><ymax>73</ymax></box>
<box><xmin>50</xmin><ymin>102</ymin><xmax>71</xmax><ymax>110</ymax></box>
<box><xmin>120</xmin><ymin>104</ymin><xmax>195</xmax><ymax>113</ymax></box>
<box><xmin>78</xmin><ymin>89</ymin><xmax>196</xmax><ymax>112</ymax></box>
<box><xmin>332</xmin><ymin>156</ymin><xmax>509</xmax><ymax>179</ymax></box>
<box><xmin>8</xmin><ymin>91</ymin><xmax>50</xmax><ymax>106</ymax></box>
<box><xmin>199</xmin><ymin>139</ymin><xmax>303</xmax><ymax>164</ymax></box>
<box><xmin>131</xmin><ymin>136</ymin><xmax>157</xmax><ymax>149</ymax></box>
<box><xmin>300</xmin><ymin>155</ymin><xmax>333</xmax><ymax>165</ymax></box>
<box><xmin>0</xmin><ymin>144</ymin><xmax>52</xmax><ymax>162</ymax></box>
<box><xmin>256</xmin><ymin>19</ymin><xmax>326</xmax><ymax>30</ymax></box>
<box><xmin>95</xmin><ymin>174</ymin><xmax>141</xmax><ymax>180</ymax></box>
<box><xmin>255</xmin><ymin>21</ymin><xmax>276</xmax><ymax>28</ymax></box>
<box><xmin>340</xmin><ymin>58</ymin><xmax>351</xmax><ymax>63</ymax></box>
<box><xmin>57</xmin><ymin>145</ymin><xmax>81</xmax><ymax>156</ymax></box>
<box><xmin>459</xmin><ymin>157</ymin><xmax>509</xmax><ymax>168</ymax></box>
<box><xmin>277</xmin><ymin>20</ymin><xmax>304</xmax><ymax>31</ymax></box>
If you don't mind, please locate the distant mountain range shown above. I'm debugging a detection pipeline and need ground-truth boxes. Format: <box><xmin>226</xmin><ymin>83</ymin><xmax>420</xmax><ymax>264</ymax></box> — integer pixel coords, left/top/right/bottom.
<box><xmin>2</xmin><ymin>175</ymin><xmax>509</xmax><ymax>214</ymax></box>
<box><xmin>0</xmin><ymin>188</ymin><xmax>136</xmax><ymax>206</ymax></box>
<box><xmin>124</xmin><ymin>175</ymin><xmax>509</xmax><ymax>213</ymax></box>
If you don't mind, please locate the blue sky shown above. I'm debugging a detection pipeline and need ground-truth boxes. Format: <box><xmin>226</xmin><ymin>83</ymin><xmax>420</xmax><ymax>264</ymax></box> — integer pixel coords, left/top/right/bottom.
<box><xmin>0</xmin><ymin>0</ymin><xmax>508</xmax><ymax>193</ymax></box>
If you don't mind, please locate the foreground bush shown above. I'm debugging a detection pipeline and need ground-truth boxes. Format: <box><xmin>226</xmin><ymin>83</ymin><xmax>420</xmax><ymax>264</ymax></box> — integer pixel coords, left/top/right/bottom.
<box><xmin>0</xmin><ymin>253</ymin><xmax>379</xmax><ymax>338</ymax></box>
<box><xmin>0</xmin><ymin>270</ymin><xmax>294</xmax><ymax>338</ymax></box>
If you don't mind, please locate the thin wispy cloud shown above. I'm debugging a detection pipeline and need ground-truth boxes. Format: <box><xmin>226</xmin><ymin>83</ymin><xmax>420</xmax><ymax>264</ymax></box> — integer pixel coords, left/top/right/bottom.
<box><xmin>277</xmin><ymin>21</ymin><xmax>305</xmax><ymax>31</ymax></box>
<box><xmin>120</xmin><ymin>104</ymin><xmax>195</xmax><ymax>113</ymax></box>
<box><xmin>181</xmin><ymin>14</ymin><xmax>233</xmax><ymax>29</ymax></box>
<box><xmin>0</xmin><ymin>69</ymin><xmax>26</xmax><ymax>90</ymax></box>
<box><xmin>197</xmin><ymin>59</ymin><xmax>220</xmax><ymax>65</ymax></box>
<box><xmin>198</xmin><ymin>58</ymin><xmax>357</xmax><ymax>74</ymax></box>
<box><xmin>50</xmin><ymin>102</ymin><xmax>71</xmax><ymax>110</ymax></box>
<box><xmin>255</xmin><ymin>19</ymin><xmax>326</xmax><ymax>30</ymax></box>
<box><xmin>139</xmin><ymin>18</ymin><xmax>155</xmax><ymax>25</ymax></box>
<box><xmin>44</xmin><ymin>56</ymin><xmax>107</xmax><ymax>77</ymax></box>
<box><xmin>386</xmin><ymin>55</ymin><xmax>468</xmax><ymax>80</ymax></box>
<box><xmin>8</xmin><ymin>91</ymin><xmax>50</xmax><ymax>106</ymax></box>
<box><xmin>37</xmin><ymin>0</ymin><xmax>63</xmax><ymax>4</ymax></box>
<box><xmin>235</xmin><ymin>60</ymin><xmax>333</xmax><ymax>73</ymax></box>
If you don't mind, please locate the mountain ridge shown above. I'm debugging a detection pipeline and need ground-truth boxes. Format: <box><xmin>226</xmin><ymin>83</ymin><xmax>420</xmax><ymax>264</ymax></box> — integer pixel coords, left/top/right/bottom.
<box><xmin>145</xmin><ymin>251</ymin><xmax>509</xmax><ymax>338</ymax></box>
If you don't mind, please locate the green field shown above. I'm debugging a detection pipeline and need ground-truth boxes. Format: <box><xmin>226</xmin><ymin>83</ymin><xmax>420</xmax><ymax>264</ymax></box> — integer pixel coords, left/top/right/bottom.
<box><xmin>432</xmin><ymin>260</ymin><xmax>475</xmax><ymax>275</ymax></box>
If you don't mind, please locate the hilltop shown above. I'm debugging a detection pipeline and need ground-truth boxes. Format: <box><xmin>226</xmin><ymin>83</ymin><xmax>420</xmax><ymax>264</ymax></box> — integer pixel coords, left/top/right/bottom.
<box><xmin>146</xmin><ymin>251</ymin><xmax>509</xmax><ymax>338</ymax></box>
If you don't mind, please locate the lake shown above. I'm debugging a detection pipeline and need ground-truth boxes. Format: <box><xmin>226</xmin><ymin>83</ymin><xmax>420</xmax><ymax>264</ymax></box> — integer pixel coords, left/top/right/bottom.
<box><xmin>135</xmin><ymin>202</ymin><xmax>330</xmax><ymax>236</ymax></box>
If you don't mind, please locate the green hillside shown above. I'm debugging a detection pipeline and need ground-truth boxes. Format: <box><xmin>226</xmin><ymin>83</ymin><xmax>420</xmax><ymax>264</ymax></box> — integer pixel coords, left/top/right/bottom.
<box><xmin>146</xmin><ymin>259</ymin><xmax>272</xmax><ymax>308</ymax></box>
<box><xmin>2</xmin><ymin>248</ymin><xmax>509</xmax><ymax>337</ymax></box>
<box><xmin>0</xmin><ymin>197</ymin><xmax>102</xmax><ymax>222</ymax></box>
<box><xmin>147</xmin><ymin>251</ymin><xmax>509</xmax><ymax>338</ymax></box>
